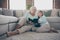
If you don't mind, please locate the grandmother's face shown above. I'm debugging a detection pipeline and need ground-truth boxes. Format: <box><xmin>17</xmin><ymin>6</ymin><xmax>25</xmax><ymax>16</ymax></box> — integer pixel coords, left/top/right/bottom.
<box><xmin>30</xmin><ymin>7</ymin><xmax>36</xmax><ymax>15</ymax></box>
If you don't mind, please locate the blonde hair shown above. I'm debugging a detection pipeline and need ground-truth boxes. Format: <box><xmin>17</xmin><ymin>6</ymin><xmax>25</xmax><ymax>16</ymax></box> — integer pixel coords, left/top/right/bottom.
<box><xmin>30</xmin><ymin>6</ymin><xmax>36</xmax><ymax>11</ymax></box>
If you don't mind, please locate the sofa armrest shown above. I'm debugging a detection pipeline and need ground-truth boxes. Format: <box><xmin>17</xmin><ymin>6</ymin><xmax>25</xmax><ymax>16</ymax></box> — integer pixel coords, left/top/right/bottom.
<box><xmin>0</xmin><ymin>15</ymin><xmax>18</xmax><ymax>24</ymax></box>
<box><xmin>47</xmin><ymin>17</ymin><xmax>60</xmax><ymax>30</ymax></box>
<box><xmin>0</xmin><ymin>15</ymin><xmax>18</xmax><ymax>35</ymax></box>
<box><xmin>47</xmin><ymin>17</ymin><xmax>60</xmax><ymax>23</ymax></box>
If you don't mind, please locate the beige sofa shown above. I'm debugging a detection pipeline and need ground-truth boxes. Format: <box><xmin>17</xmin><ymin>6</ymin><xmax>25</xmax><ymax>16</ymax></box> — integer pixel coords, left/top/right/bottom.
<box><xmin>0</xmin><ymin>9</ymin><xmax>60</xmax><ymax>40</ymax></box>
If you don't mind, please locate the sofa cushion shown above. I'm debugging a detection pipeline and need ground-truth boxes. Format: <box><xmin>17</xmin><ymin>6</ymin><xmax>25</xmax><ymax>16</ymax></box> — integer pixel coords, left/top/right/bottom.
<box><xmin>47</xmin><ymin>17</ymin><xmax>60</xmax><ymax>23</ymax></box>
<box><xmin>6</xmin><ymin>16</ymin><xmax>18</xmax><ymax>23</ymax></box>
<box><xmin>0</xmin><ymin>15</ymin><xmax>18</xmax><ymax>24</ymax></box>
<box><xmin>44</xmin><ymin>10</ymin><xmax>52</xmax><ymax>17</ymax></box>
<box><xmin>58</xmin><ymin>9</ymin><xmax>60</xmax><ymax>17</ymax></box>
<box><xmin>49</xmin><ymin>23</ymin><xmax>60</xmax><ymax>30</ymax></box>
<box><xmin>2</xmin><ymin>9</ymin><xmax>14</xmax><ymax>16</ymax></box>
<box><xmin>51</xmin><ymin>9</ymin><xmax>58</xmax><ymax>17</ymax></box>
<box><xmin>15</xmin><ymin>10</ymin><xmax>23</xmax><ymax>18</ymax></box>
<box><xmin>0</xmin><ymin>8</ymin><xmax>2</xmax><ymax>15</ymax></box>
<box><xmin>13</xmin><ymin>10</ymin><xmax>16</xmax><ymax>17</ymax></box>
<box><xmin>47</xmin><ymin>17</ymin><xmax>60</xmax><ymax>30</ymax></box>
<box><xmin>0</xmin><ymin>15</ymin><xmax>9</xmax><ymax>24</ymax></box>
<box><xmin>0</xmin><ymin>10</ymin><xmax>2</xmax><ymax>15</ymax></box>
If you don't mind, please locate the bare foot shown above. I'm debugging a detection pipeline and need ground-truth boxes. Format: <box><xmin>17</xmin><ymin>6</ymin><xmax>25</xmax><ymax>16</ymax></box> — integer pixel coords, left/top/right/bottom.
<box><xmin>50</xmin><ymin>28</ymin><xmax>58</xmax><ymax>33</ymax></box>
<box><xmin>7</xmin><ymin>30</ymin><xmax>19</xmax><ymax>37</ymax></box>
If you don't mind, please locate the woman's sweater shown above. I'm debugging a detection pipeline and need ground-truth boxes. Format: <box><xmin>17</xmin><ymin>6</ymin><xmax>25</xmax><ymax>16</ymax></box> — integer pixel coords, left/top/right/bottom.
<box><xmin>24</xmin><ymin>12</ymin><xmax>38</xmax><ymax>21</ymax></box>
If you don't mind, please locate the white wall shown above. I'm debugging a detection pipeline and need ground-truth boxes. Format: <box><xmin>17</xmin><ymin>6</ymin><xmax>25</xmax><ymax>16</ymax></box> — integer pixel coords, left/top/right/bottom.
<box><xmin>10</xmin><ymin>0</ymin><xmax>26</xmax><ymax>10</ymax></box>
<box><xmin>34</xmin><ymin>0</ymin><xmax>53</xmax><ymax>10</ymax></box>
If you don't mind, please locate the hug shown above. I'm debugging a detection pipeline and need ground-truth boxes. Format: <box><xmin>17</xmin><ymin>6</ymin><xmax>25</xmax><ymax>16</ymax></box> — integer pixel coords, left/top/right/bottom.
<box><xmin>7</xmin><ymin>6</ymin><xmax>58</xmax><ymax>37</ymax></box>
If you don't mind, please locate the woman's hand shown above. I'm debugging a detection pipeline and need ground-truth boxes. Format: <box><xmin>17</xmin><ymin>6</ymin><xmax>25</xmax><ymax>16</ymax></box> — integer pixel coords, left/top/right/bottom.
<box><xmin>29</xmin><ymin>21</ymin><xmax>33</xmax><ymax>25</ymax></box>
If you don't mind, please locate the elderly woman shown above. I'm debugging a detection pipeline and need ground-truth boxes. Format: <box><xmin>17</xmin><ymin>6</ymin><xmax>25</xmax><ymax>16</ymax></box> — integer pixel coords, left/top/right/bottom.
<box><xmin>7</xmin><ymin>6</ymin><xmax>38</xmax><ymax>36</ymax></box>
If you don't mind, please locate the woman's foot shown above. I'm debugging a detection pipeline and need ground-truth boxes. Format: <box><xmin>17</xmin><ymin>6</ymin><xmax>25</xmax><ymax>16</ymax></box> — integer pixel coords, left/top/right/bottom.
<box><xmin>7</xmin><ymin>30</ymin><xmax>19</xmax><ymax>37</ymax></box>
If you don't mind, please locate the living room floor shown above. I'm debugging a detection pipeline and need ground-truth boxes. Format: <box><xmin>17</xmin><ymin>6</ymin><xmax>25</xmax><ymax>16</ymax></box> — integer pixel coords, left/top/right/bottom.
<box><xmin>0</xmin><ymin>30</ymin><xmax>60</xmax><ymax>40</ymax></box>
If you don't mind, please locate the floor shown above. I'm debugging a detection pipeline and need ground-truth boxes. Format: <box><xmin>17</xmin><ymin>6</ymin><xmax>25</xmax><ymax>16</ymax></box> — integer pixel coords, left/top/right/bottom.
<box><xmin>0</xmin><ymin>31</ymin><xmax>60</xmax><ymax>40</ymax></box>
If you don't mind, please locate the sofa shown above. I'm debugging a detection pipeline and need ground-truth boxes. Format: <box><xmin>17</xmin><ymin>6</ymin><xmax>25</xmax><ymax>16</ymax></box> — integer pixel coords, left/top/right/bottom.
<box><xmin>0</xmin><ymin>8</ymin><xmax>60</xmax><ymax>40</ymax></box>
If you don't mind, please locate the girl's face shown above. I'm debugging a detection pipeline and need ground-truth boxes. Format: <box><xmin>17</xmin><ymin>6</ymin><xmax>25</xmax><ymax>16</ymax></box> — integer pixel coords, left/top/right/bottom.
<box><xmin>38</xmin><ymin>12</ymin><xmax>43</xmax><ymax>17</ymax></box>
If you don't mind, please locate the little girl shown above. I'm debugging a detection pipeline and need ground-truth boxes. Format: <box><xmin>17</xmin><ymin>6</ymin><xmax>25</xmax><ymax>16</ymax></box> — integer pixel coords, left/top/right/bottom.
<box><xmin>34</xmin><ymin>11</ymin><xmax>50</xmax><ymax>32</ymax></box>
<box><xmin>36</xmin><ymin>11</ymin><xmax>58</xmax><ymax>33</ymax></box>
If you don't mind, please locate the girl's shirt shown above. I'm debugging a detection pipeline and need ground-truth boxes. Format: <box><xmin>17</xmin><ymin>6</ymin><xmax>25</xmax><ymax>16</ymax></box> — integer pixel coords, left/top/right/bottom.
<box><xmin>38</xmin><ymin>15</ymin><xmax>48</xmax><ymax>25</ymax></box>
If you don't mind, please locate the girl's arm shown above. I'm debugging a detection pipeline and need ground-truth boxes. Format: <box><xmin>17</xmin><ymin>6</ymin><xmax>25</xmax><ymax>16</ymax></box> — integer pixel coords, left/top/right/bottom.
<box><xmin>38</xmin><ymin>16</ymin><xmax>47</xmax><ymax>23</ymax></box>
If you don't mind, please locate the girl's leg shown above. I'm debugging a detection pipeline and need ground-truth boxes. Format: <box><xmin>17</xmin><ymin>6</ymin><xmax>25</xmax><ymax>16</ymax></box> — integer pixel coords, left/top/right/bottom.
<box><xmin>36</xmin><ymin>24</ymin><xmax>50</xmax><ymax>33</ymax></box>
<box><xmin>50</xmin><ymin>27</ymin><xmax>58</xmax><ymax>33</ymax></box>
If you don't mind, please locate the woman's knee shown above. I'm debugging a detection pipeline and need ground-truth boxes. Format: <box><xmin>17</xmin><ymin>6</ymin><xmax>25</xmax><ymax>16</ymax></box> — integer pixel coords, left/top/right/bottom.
<box><xmin>18</xmin><ymin>17</ymin><xmax>27</xmax><ymax>26</ymax></box>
